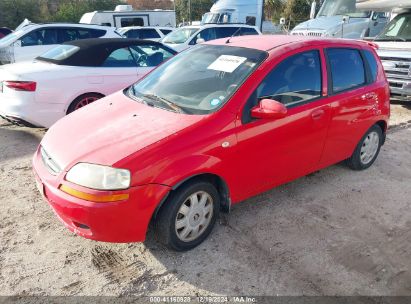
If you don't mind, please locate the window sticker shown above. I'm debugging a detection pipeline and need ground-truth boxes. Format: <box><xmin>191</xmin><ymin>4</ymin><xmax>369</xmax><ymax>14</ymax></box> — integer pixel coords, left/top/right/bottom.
<box><xmin>207</xmin><ymin>55</ymin><xmax>247</xmax><ymax>73</ymax></box>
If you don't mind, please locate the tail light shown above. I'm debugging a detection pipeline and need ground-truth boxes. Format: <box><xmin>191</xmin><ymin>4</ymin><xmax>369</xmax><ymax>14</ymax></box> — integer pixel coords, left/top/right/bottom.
<box><xmin>4</xmin><ymin>81</ymin><xmax>37</xmax><ymax>92</ymax></box>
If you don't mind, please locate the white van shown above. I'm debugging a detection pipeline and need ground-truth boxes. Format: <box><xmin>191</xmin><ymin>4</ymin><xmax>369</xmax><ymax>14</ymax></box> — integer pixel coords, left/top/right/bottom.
<box><xmin>80</xmin><ymin>5</ymin><xmax>176</xmax><ymax>28</ymax></box>
<box><xmin>161</xmin><ymin>24</ymin><xmax>261</xmax><ymax>52</ymax></box>
<box><xmin>0</xmin><ymin>22</ymin><xmax>120</xmax><ymax>65</ymax></box>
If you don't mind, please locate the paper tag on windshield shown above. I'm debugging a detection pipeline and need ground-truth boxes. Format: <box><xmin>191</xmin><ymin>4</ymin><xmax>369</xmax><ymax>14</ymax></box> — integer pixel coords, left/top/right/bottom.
<box><xmin>207</xmin><ymin>55</ymin><xmax>247</xmax><ymax>73</ymax></box>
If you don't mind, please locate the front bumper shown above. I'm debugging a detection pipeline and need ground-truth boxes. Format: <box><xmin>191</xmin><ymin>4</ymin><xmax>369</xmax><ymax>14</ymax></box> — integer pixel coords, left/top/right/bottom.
<box><xmin>388</xmin><ymin>79</ymin><xmax>411</xmax><ymax>101</ymax></box>
<box><xmin>32</xmin><ymin>147</ymin><xmax>171</xmax><ymax>243</ymax></box>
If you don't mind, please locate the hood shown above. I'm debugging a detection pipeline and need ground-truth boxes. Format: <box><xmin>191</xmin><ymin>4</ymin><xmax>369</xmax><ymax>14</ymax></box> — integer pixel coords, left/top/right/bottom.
<box><xmin>293</xmin><ymin>15</ymin><xmax>366</xmax><ymax>32</ymax></box>
<box><xmin>375</xmin><ymin>41</ymin><xmax>411</xmax><ymax>56</ymax></box>
<box><xmin>41</xmin><ymin>91</ymin><xmax>205</xmax><ymax>171</ymax></box>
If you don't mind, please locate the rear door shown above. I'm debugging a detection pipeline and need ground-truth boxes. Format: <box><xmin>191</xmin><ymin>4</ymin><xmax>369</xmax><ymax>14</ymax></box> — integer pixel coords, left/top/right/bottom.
<box><xmin>234</xmin><ymin>48</ymin><xmax>331</xmax><ymax>198</ymax></box>
<box><xmin>319</xmin><ymin>47</ymin><xmax>378</xmax><ymax>168</ymax></box>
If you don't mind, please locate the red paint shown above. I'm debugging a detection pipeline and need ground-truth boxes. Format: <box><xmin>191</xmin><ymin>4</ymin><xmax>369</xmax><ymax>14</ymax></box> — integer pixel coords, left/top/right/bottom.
<box><xmin>33</xmin><ymin>36</ymin><xmax>390</xmax><ymax>243</ymax></box>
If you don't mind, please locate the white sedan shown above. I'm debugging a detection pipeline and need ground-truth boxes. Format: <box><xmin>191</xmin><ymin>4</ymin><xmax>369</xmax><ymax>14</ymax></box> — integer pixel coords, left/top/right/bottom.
<box><xmin>0</xmin><ymin>38</ymin><xmax>176</xmax><ymax>128</ymax></box>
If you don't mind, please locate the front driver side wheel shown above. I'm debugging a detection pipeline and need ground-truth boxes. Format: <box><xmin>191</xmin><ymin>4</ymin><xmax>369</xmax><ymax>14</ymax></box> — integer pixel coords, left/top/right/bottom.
<box><xmin>154</xmin><ymin>181</ymin><xmax>220</xmax><ymax>251</ymax></box>
<box><xmin>346</xmin><ymin>124</ymin><xmax>383</xmax><ymax>170</ymax></box>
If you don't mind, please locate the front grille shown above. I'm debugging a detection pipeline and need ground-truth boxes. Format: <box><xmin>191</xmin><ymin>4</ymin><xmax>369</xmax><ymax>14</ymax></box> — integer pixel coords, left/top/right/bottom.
<box><xmin>389</xmin><ymin>82</ymin><xmax>403</xmax><ymax>88</ymax></box>
<box><xmin>380</xmin><ymin>56</ymin><xmax>411</xmax><ymax>80</ymax></box>
<box><xmin>40</xmin><ymin>147</ymin><xmax>62</xmax><ymax>175</ymax></box>
<box><xmin>291</xmin><ymin>31</ymin><xmax>324</xmax><ymax>37</ymax></box>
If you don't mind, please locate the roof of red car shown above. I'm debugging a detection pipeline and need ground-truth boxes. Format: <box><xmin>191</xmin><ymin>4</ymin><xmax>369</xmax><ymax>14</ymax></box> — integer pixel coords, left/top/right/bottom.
<box><xmin>207</xmin><ymin>35</ymin><xmax>374</xmax><ymax>52</ymax></box>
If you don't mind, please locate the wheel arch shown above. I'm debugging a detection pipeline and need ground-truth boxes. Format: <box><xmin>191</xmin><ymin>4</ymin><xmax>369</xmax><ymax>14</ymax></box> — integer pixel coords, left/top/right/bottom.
<box><xmin>66</xmin><ymin>92</ymin><xmax>105</xmax><ymax>114</ymax></box>
<box><xmin>152</xmin><ymin>173</ymin><xmax>231</xmax><ymax>220</ymax></box>
<box><xmin>375</xmin><ymin>120</ymin><xmax>387</xmax><ymax>144</ymax></box>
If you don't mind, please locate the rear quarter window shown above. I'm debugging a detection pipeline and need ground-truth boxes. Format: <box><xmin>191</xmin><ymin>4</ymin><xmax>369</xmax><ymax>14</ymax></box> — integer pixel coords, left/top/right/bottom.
<box><xmin>327</xmin><ymin>48</ymin><xmax>366</xmax><ymax>93</ymax></box>
<box><xmin>364</xmin><ymin>49</ymin><xmax>378</xmax><ymax>83</ymax></box>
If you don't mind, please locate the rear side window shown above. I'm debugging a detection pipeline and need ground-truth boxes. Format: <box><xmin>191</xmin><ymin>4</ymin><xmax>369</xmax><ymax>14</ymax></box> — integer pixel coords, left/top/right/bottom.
<box><xmin>102</xmin><ymin>48</ymin><xmax>136</xmax><ymax>67</ymax></box>
<box><xmin>215</xmin><ymin>27</ymin><xmax>238</xmax><ymax>39</ymax></box>
<box><xmin>256</xmin><ymin>50</ymin><xmax>322</xmax><ymax>107</ymax></box>
<box><xmin>160</xmin><ymin>29</ymin><xmax>172</xmax><ymax>35</ymax></box>
<box><xmin>364</xmin><ymin>49</ymin><xmax>378</xmax><ymax>83</ymax></box>
<box><xmin>140</xmin><ymin>29</ymin><xmax>161</xmax><ymax>39</ymax></box>
<box><xmin>85</xmin><ymin>29</ymin><xmax>106</xmax><ymax>38</ymax></box>
<box><xmin>241</xmin><ymin>27</ymin><xmax>258</xmax><ymax>35</ymax></box>
<box><xmin>327</xmin><ymin>48</ymin><xmax>366</xmax><ymax>93</ymax></box>
<box><xmin>124</xmin><ymin>29</ymin><xmax>140</xmax><ymax>38</ymax></box>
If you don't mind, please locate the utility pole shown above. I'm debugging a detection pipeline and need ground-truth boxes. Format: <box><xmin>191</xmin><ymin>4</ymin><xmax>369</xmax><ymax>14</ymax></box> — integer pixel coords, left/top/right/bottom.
<box><xmin>188</xmin><ymin>0</ymin><xmax>192</xmax><ymax>24</ymax></box>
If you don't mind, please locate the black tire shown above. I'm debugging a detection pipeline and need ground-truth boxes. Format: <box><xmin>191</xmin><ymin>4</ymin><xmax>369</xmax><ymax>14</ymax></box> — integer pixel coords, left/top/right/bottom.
<box><xmin>67</xmin><ymin>93</ymin><xmax>104</xmax><ymax>114</ymax></box>
<box><xmin>154</xmin><ymin>181</ymin><xmax>220</xmax><ymax>251</ymax></box>
<box><xmin>346</xmin><ymin>124</ymin><xmax>383</xmax><ymax>170</ymax></box>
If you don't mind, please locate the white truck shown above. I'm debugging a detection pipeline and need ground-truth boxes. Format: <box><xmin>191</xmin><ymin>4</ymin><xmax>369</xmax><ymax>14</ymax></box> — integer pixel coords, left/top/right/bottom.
<box><xmin>357</xmin><ymin>0</ymin><xmax>411</xmax><ymax>101</ymax></box>
<box><xmin>201</xmin><ymin>0</ymin><xmax>281</xmax><ymax>34</ymax></box>
<box><xmin>291</xmin><ymin>0</ymin><xmax>389</xmax><ymax>38</ymax></box>
<box><xmin>80</xmin><ymin>5</ymin><xmax>176</xmax><ymax>28</ymax></box>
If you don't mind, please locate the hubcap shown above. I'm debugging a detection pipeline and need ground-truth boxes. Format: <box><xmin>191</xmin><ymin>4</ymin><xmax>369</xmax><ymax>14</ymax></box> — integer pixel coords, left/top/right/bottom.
<box><xmin>175</xmin><ymin>191</ymin><xmax>213</xmax><ymax>242</ymax></box>
<box><xmin>74</xmin><ymin>96</ymin><xmax>99</xmax><ymax>110</ymax></box>
<box><xmin>360</xmin><ymin>131</ymin><xmax>379</xmax><ymax>165</ymax></box>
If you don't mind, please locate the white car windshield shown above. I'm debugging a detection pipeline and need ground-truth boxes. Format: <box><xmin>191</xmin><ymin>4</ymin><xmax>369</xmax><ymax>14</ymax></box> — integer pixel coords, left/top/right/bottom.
<box><xmin>0</xmin><ymin>33</ymin><xmax>18</xmax><ymax>46</ymax></box>
<box><xmin>317</xmin><ymin>0</ymin><xmax>371</xmax><ymax>18</ymax></box>
<box><xmin>162</xmin><ymin>27</ymin><xmax>198</xmax><ymax>44</ymax></box>
<box><xmin>375</xmin><ymin>13</ymin><xmax>411</xmax><ymax>42</ymax></box>
<box><xmin>128</xmin><ymin>44</ymin><xmax>267</xmax><ymax>115</ymax></box>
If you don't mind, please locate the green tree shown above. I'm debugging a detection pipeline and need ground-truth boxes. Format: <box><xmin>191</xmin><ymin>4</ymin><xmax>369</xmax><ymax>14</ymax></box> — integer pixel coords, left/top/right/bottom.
<box><xmin>175</xmin><ymin>0</ymin><xmax>214</xmax><ymax>24</ymax></box>
<box><xmin>283</xmin><ymin>0</ymin><xmax>311</xmax><ymax>29</ymax></box>
<box><xmin>265</xmin><ymin>0</ymin><xmax>285</xmax><ymax>23</ymax></box>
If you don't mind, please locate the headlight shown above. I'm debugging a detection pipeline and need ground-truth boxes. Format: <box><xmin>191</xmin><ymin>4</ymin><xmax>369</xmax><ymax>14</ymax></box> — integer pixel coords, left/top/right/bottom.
<box><xmin>66</xmin><ymin>163</ymin><xmax>131</xmax><ymax>190</ymax></box>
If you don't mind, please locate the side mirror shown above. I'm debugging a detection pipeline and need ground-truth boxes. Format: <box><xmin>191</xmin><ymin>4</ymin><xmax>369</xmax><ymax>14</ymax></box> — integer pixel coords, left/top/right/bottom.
<box><xmin>251</xmin><ymin>99</ymin><xmax>287</xmax><ymax>119</ymax></box>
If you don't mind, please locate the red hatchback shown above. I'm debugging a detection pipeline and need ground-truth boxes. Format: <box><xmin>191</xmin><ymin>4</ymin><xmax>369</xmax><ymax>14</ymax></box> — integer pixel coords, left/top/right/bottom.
<box><xmin>33</xmin><ymin>36</ymin><xmax>390</xmax><ymax>251</ymax></box>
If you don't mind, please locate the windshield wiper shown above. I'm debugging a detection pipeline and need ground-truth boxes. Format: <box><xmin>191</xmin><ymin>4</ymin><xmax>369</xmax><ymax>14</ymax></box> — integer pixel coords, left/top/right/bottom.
<box><xmin>143</xmin><ymin>93</ymin><xmax>186</xmax><ymax>113</ymax></box>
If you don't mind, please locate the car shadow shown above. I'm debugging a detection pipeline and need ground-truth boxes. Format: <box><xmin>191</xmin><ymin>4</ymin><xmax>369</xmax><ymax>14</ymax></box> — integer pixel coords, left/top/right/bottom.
<box><xmin>135</xmin><ymin>157</ymin><xmax>410</xmax><ymax>296</ymax></box>
<box><xmin>391</xmin><ymin>99</ymin><xmax>411</xmax><ymax>110</ymax></box>
<box><xmin>0</xmin><ymin>124</ymin><xmax>44</xmax><ymax>163</ymax></box>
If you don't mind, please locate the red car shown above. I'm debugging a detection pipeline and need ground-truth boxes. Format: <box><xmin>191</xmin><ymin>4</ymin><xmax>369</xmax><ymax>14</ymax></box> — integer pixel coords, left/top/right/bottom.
<box><xmin>33</xmin><ymin>36</ymin><xmax>390</xmax><ymax>251</ymax></box>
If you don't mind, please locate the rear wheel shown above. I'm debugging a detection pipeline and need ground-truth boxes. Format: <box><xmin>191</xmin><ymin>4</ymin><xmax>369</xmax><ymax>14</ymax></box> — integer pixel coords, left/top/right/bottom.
<box><xmin>346</xmin><ymin>124</ymin><xmax>383</xmax><ymax>170</ymax></box>
<box><xmin>67</xmin><ymin>93</ymin><xmax>103</xmax><ymax>114</ymax></box>
<box><xmin>154</xmin><ymin>181</ymin><xmax>220</xmax><ymax>251</ymax></box>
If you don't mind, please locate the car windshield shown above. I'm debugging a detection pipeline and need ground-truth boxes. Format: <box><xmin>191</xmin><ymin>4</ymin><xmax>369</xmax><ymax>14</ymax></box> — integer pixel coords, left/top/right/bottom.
<box><xmin>0</xmin><ymin>33</ymin><xmax>18</xmax><ymax>45</ymax></box>
<box><xmin>375</xmin><ymin>13</ymin><xmax>411</xmax><ymax>42</ymax></box>
<box><xmin>37</xmin><ymin>45</ymin><xmax>80</xmax><ymax>62</ymax></box>
<box><xmin>317</xmin><ymin>0</ymin><xmax>371</xmax><ymax>18</ymax></box>
<box><xmin>128</xmin><ymin>44</ymin><xmax>267</xmax><ymax>115</ymax></box>
<box><xmin>162</xmin><ymin>27</ymin><xmax>198</xmax><ymax>44</ymax></box>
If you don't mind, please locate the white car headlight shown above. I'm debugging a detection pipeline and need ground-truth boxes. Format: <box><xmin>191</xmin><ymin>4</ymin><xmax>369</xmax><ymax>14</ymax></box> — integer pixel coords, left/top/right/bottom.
<box><xmin>66</xmin><ymin>163</ymin><xmax>131</xmax><ymax>190</ymax></box>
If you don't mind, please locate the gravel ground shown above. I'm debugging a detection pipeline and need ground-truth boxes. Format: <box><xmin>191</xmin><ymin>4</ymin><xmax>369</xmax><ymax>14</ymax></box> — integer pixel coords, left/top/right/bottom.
<box><xmin>0</xmin><ymin>103</ymin><xmax>410</xmax><ymax>296</ymax></box>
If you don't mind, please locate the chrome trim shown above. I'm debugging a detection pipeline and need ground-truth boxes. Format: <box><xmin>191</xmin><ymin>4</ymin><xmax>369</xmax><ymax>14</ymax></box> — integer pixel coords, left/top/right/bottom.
<box><xmin>40</xmin><ymin>147</ymin><xmax>62</xmax><ymax>175</ymax></box>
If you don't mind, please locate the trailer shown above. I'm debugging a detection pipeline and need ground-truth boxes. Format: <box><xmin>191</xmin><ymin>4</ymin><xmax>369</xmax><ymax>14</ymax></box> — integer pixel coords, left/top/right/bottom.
<box><xmin>201</xmin><ymin>0</ymin><xmax>282</xmax><ymax>34</ymax></box>
<box><xmin>80</xmin><ymin>5</ymin><xmax>176</xmax><ymax>28</ymax></box>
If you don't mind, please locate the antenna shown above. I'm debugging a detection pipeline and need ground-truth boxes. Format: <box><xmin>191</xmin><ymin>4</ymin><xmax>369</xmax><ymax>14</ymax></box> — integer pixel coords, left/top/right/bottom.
<box><xmin>225</xmin><ymin>27</ymin><xmax>242</xmax><ymax>44</ymax></box>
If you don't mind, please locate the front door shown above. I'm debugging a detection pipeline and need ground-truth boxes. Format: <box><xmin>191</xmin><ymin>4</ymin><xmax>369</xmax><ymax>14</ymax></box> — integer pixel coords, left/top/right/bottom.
<box><xmin>233</xmin><ymin>49</ymin><xmax>331</xmax><ymax>200</ymax></box>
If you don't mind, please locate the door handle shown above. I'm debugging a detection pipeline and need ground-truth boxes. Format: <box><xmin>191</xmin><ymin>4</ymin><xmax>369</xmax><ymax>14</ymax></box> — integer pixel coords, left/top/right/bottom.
<box><xmin>311</xmin><ymin>109</ymin><xmax>325</xmax><ymax>120</ymax></box>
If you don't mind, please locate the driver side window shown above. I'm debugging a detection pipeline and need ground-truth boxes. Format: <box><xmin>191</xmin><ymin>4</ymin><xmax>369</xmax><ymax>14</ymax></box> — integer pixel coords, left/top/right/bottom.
<box><xmin>242</xmin><ymin>50</ymin><xmax>322</xmax><ymax>124</ymax></box>
<box><xmin>102</xmin><ymin>48</ymin><xmax>137</xmax><ymax>67</ymax></box>
<box><xmin>257</xmin><ymin>50</ymin><xmax>322</xmax><ymax>107</ymax></box>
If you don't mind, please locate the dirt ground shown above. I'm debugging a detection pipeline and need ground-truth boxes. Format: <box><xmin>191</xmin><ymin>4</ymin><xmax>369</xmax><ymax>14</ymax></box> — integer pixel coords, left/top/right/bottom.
<box><xmin>0</xmin><ymin>102</ymin><xmax>411</xmax><ymax>296</ymax></box>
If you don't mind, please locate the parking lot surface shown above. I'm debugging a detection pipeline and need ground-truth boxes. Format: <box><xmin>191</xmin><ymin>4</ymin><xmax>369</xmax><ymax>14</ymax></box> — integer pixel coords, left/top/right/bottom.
<box><xmin>0</xmin><ymin>103</ymin><xmax>410</xmax><ymax>296</ymax></box>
